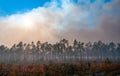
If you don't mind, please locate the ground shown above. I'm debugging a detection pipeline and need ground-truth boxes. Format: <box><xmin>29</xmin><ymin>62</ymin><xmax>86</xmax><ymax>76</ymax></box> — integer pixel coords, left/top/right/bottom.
<box><xmin>0</xmin><ymin>62</ymin><xmax>120</xmax><ymax>76</ymax></box>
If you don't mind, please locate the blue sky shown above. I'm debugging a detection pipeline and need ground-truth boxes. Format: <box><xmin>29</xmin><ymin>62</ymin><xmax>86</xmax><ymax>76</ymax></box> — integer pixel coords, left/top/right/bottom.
<box><xmin>0</xmin><ymin>0</ymin><xmax>50</xmax><ymax>16</ymax></box>
<box><xmin>0</xmin><ymin>0</ymin><xmax>114</xmax><ymax>29</ymax></box>
<box><xmin>0</xmin><ymin>0</ymin><xmax>120</xmax><ymax>46</ymax></box>
<box><xmin>0</xmin><ymin>0</ymin><xmax>113</xmax><ymax>16</ymax></box>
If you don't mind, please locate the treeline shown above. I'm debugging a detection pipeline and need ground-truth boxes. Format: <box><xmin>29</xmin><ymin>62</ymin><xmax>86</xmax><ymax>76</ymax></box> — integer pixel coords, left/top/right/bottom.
<box><xmin>0</xmin><ymin>39</ymin><xmax>120</xmax><ymax>63</ymax></box>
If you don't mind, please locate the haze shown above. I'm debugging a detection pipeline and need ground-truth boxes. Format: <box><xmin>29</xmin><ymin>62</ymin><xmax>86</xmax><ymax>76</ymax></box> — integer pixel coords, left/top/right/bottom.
<box><xmin>0</xmin><ymin>0</ymin><xmax>120</xmax><ymax>47</ymax></box>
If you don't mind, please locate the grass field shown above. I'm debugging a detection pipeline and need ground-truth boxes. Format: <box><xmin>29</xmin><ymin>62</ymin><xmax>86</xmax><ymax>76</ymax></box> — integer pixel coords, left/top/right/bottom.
<box><xmin>0</xmin><ymin>61</ymin><xmax>120</xmax><ymax>76</ymax></box>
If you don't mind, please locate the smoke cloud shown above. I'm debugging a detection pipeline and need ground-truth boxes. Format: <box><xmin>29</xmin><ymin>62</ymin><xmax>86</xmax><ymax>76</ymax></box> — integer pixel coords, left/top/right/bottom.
<box><xmin>0</xmin><ymin>0</ymin><xmax>120</xmax><ymax>47</ymax></box>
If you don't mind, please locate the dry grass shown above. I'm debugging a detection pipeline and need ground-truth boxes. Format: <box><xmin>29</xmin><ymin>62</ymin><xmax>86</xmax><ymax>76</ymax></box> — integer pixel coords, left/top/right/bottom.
<box><xmin>0</xmin><ymin>62</ymin><xmax>120</xmax><ymax>76</ymax></box>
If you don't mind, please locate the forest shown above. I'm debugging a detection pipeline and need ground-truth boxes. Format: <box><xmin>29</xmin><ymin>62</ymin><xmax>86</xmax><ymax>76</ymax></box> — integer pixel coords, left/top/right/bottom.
<box><xmin>0</xmin><ymin>39</ymin><xmax>120</xmax><ymax>63</ymax></box>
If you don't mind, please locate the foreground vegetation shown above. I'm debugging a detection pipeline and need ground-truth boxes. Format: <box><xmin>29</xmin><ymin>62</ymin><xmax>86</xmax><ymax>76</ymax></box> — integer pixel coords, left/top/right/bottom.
<box><xmin>0</xmin><ymin>62</ymin><xmax>120</xmax><ymax>76</ymax></box>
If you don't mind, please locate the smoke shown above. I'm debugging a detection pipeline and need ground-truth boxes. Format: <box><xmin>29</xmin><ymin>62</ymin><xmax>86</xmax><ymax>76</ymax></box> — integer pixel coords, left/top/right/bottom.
<box><xmin>0</xmin><ymin>0</ymin><xmax>120</xmax><ymax>47</ymax></box>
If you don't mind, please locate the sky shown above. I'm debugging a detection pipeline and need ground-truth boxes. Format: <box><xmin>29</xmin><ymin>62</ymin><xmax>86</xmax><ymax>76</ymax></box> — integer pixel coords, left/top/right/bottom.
<box><xmin>0</xmin><ymin>0</ymin><xmax>120</xmax><ymax>47</ymax></box>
